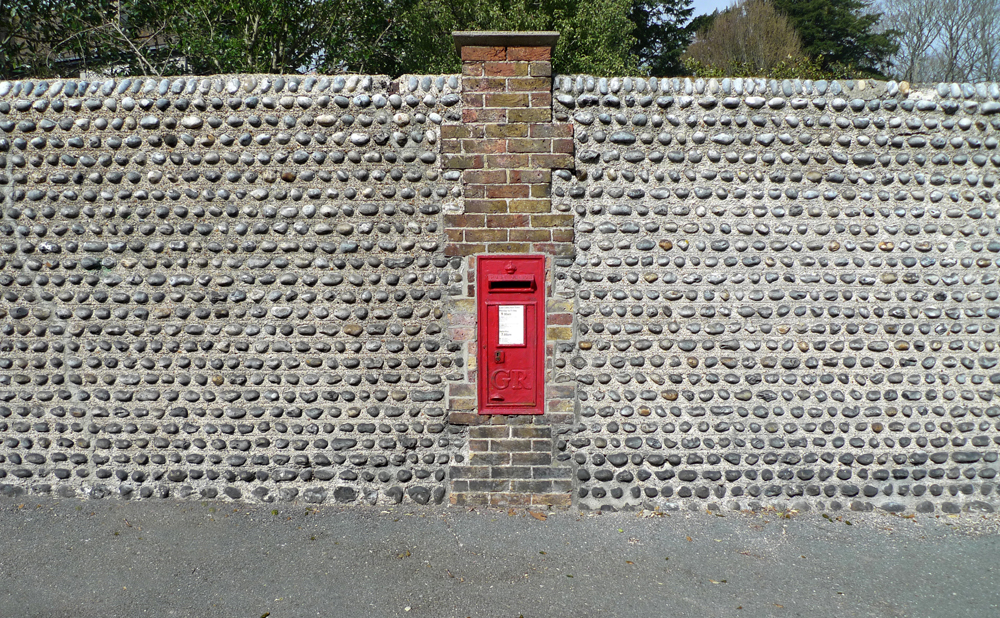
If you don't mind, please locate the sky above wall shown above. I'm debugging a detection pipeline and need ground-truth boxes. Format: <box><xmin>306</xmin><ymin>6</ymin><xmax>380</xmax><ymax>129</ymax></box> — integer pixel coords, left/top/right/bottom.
<box><xmin>692</xmin><ymin>0</ymin><xmax>731</xmax><ymax>17</ymax></box>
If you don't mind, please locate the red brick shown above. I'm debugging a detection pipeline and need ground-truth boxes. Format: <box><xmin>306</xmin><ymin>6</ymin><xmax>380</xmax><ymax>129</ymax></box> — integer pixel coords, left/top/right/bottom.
<box><xmin>547</xmin><ymin>384</ymin><xmax>577</xmax><ymax>399</ymax></box>
<box><xmin>468</xmin><ymin>439</ymin><xmax>489</xmax><ymax>452</ymax></box>
<box><xmin>531</xmin><ymin>214</ymin><xmax>573</xmax><ymax>228</ymax></box>
<box><xmin>444</xmin><ymin>242</ymin><xmax>486</xmax><ymax>257</ymax></box>
<box><xmin>444</xmin><ymin>214</ymin><xmax>486</xmax><ymax>228</ymax></box>
<box><xmin>531</xmin><ymin>493</ymin><xmax>572</xmax><ymax>507</ymax></box>
<box><xmin>485</xmin><ymin>92</ymin><xmax>530</xmax><ymax>108</ymax></box>
<box><xmin>464</xmin><ymin>184</ymin><xmax>487</xmax><ymax>198</ymax></box>
<box><xmin>529</xmin><ymin>183</ymin><xmax>549</xmax><ymax>198</ymax></box>
<box><xmin>468</xmin><ymin>480</ymin><xmax>512</xmax><ymax>492</ymax></box>
<box><xmin>461</xmin><ymin>92</ymin><xmax>484</xmax><ymax>108</ymax></box>
<box><xmin>446</xmin><ymin>493</ymin><xmax>469</xmax><ymax>506</ymax></box>
<box><xmin>552</xmin><ymin>138</ymin><xmax>574</xmax><ymax>154</ymax></box>
<box><xmin>485</xmin><ymin>123</ymin><xmax>528</xmax><ymax>138</ymax></box>
<box><xmin>507</xmin><ymin>46</ymin><xmax>550</xmax><ymax>61</ymax></box>
<box><xmin>528</xmin><ymin>61</ymin><xmax>552</xmax><ymax>77</ymax></box>
<box><xmin>508</xmin><ymin>138</ymin><xmax>551</xmax><ymax>153</ymax></box>
<box><xmin>463</xmin><ymin>169</ymin><xmax>507</xmax><ymax>184</ymax></box>
<box><xmin>547</xmin><ymin>312</ymin><xmax>572</xmax><ymax>325</ymax></box>
<box><xmin>513</xmin><ymin>480</ymin><xmax>553</xmax><ymax>493</ymax></box>
<box><xmin>484</xmin><ymin>153</ymin><xmax>530</xmax><ymax>168</ymax></box>
<box><xmin>441</xmin><ymin>125</ymin><xmax>475</xmax><ymax>139</ymax></box>
<box><xmin>507</xmin><ymin>107</ymin><xmax>549</xmax><ymax>122</ymax></box>
<box><xmin>471</xmin><ymin>452</ymin><xmax>511</xmax><ymax>466</ymax></box>
<box><xmin>485</xmin><ymin>184</ymin><xmax>529</xmax><ymax>199</ymax></box>
<box><xmin>508</xmin><ymin>77</ymin><xmax>551</xmax><ymax>91</ymax></box>
<box><xmin>512</xmin><ymin>452</ymin><xmax>552</xmax><ymax>466</ymax></box>
<box><xmin>545</xmin><ymin>412</ymin><xmax>574</xmax><ymax>425</ymax></box>
<box><xmin>486</xmin><ymin>214</ymin><xmax>529</xmax><ymax>228</ymax></box>
<box><xmin>450</xmin><ymin>466</ymin><xmax>490</xmax><ymax>479</ymax></box>
<box><xmin>509</xmin><ymin>169</ymin><xmax>550</xmax><ymax>183</ymax></box>
<box><xmin>464</xmin><ymin>199</ymin><xmax>509</xmax><ymax>213</ymax></box>
<box><xmin>462</xmin><ymin>62</ymin><xmax>485</xmax><ymax>76</ymax></box>
<box><xmin>531</xmin><ymin>439</ymin><xmax>552</xmax><ymax>452</ymax></box>
<box><xmin>530</xmin><ymin>153</ymin><xmax>573</xmax><ymax>169</ymax></box>
<box><xmin>551</xmin><ymin>228</ymin><xmax>574</xmax><ymax>243</ymax></box>
<box><xmin>484</xmin><ymin>61</ymin><xmax>529</xmax><ymax>77</ymax></box>
<box><xmin>461</xmin><ymin>139</ymin><xmax>506</xmax><ymax>154</ymax></box>
<box><xmin>448</xmin><ymin>327</ymin><xmax>474</xmax><ymax>341</ymax></box>
<box><xmin>462</xmin><ymin>45</ymin><xmax>506</xmax><ymax>61</ymax></box>
<box><xmin>487</xmin><ymin>242</ymin><xmax>531</xmax><ymax>253</ymax></box>
<box><xmin>509</xmin><ymin>229</ymin><xmax>551</xmax><ymax>242</ymax></box>
<box><xmin>508</xmin><ymin>199</ymin><xmax>551</xmax><ymax>213</ymax></box>
<box><xmin>449</xmin><ymin>310</ymin><xmax>475</xmax><ymax>326</ymax></box>
<box><xmin>462</xmin><ymin>107</ymin><xmax>507</xmax><ymax>123</ymax></box>
<box><xmin>529</xmin><ymin>123</ymin><xmax>573</xmax><ymax>138</ymax></box>
<box><xmin>465</xmin><ymin>228</ymin><xmax>508</xmax><ymax>243</ymax></box>
<box><xmin>530</xmin><ymin>92</ymin><xmax>552</xmax><ymax>107</ymax></box>
<box><xmin>511</xmin><ymin>426</ymin><xmax>552</xmax><ymax>439</ymax></box>
<box><xmin>472</xmin><ymin>426</ymin><xmax>510</xmax><ymax>439</ymax></box>
<box><xmin>462</xmin><ymin>77</ymin><xmax>507</xmax><ymax>92</ymax></box>
<box><xmin>445</xmin><ymin>228</ymin><xmax>463</xmax><ymax>242</ymax></box>
<box><xmin>448</xmin><ymin>412</ymin><xmax>486</xmax><ymax>425</ymax></box>
<box><xmin>531</xmin><ymin>242</ymin><xmax>573</xmax><ymax>256</ymax></box>
<box><xmin>450</xmin><ymin>383</ymin><xmax>476</xmax><ymax>397</ymax></box>
<box><xmin>492</xmin><ymin>466</ymin><xmax>533</xmax><ymax>479</ymax></box>
<box><xmin>442</xmin><ymin>154</ymin><xmax>483</xmax><ymax>169</ymax></box>
<box><xmin>490</xmin><ymin>493</ymin><xmax>532</xmax><ymax>506</ymax></box>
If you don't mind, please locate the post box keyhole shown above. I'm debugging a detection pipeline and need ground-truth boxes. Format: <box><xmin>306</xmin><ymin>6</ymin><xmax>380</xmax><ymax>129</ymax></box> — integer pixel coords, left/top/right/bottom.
<box><xmin>495</xmin><ymin>351</ymin><xmax>504</xmax><ymax>363</ymax></box>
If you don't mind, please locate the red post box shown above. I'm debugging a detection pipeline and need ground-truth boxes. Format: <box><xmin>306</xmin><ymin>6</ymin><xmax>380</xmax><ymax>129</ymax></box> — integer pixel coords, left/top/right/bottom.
<box><xmin>477</xmin><ymin>255</ymin><xmax>546</xmax><ymax>415</ymax></box>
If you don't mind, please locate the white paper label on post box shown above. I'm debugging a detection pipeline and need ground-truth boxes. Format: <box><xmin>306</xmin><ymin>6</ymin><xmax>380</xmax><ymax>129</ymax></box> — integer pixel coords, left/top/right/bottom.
<box><xmin>497</xmin><ymin>305</ymin><xmax>524</xmax><ymax>346</ymax></box>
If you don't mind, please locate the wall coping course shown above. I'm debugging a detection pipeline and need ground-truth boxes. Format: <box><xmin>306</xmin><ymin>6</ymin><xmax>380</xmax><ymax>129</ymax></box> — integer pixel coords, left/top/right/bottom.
<box><xmin>453</xmin><ymin>31</ymin><xmax>560</xmax><ymax>52</ymax></box>
<box><xmin>552</xmin><ymin>74</ymin><xmax>1000</xmax><ymax>106</ymax></box>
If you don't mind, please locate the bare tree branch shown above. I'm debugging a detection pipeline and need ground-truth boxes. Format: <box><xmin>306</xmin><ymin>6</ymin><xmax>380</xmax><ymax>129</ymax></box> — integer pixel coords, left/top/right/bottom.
<box><xmin>685</xmin><ymin>0</ymin><xmax>803</xmax><ymax>74</ymax></box>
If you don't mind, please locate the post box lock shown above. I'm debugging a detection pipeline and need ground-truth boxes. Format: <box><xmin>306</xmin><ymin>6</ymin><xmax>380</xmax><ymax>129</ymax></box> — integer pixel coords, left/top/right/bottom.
<box><xmin>477</xmin><ymin>255</ymin><xmax>545</xmax><ymax>415</ymax></box>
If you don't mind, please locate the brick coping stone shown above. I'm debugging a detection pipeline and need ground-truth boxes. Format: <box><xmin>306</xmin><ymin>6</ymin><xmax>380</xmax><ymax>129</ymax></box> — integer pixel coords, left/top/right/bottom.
<box><xmin>453</xmin><ymin>31</ymin><xmax>560</xmax><ymax>51</ymax></box>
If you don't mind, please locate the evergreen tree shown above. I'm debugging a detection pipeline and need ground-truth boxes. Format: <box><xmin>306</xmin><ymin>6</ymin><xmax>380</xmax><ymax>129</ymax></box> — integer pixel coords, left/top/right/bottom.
<box><xmin>771</xmin><ymin>0</ymin><xmax>898</xmax><ymax>74</ymax></box>
<box><xmin>629</xmin><ymin>0</ymin><xmax>695</xmax><ymax>76</ymax></box>
<box><xmin>686</xmin><ymin>9</ymin><xmax>719</xmax><ymax>39</ymax></box>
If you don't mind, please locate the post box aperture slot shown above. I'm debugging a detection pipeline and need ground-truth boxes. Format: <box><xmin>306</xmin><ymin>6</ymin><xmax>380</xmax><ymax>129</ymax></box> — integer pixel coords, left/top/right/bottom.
<box><xmin>487</xmin><ymin>275</ymin><xmax>536</xmax><ymax>291</ymax></box>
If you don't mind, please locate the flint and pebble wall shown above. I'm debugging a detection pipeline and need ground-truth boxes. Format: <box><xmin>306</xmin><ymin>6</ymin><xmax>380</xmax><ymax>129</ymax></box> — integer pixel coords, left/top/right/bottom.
<box><xmin>552</xmin><ymin>75</ymin><xmax>1000</xmax><ymax>515</ymax></box>
<box><xmin>0</xmin><ymin>73</ymin><xmax>466</xmax><ymax>505</ymax></box>
<box><xmin>1</xmin><ymin>35</ymin><xmax>999</xmax><ymax>515</ymax></box>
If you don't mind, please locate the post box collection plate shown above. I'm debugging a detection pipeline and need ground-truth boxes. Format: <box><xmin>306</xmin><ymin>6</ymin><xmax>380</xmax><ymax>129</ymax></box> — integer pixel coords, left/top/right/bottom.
<box><xmin>477</xmin><ymin>255</ymin><xmax>546</xmax><ymax>415</ymax></box>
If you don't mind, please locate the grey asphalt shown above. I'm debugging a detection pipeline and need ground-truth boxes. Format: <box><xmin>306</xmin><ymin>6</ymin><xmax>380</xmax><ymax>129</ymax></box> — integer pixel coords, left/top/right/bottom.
<box><xmin>0</xmin><ymin>496</ymin><xmax>998</xmax><ymax>618</ymax></box>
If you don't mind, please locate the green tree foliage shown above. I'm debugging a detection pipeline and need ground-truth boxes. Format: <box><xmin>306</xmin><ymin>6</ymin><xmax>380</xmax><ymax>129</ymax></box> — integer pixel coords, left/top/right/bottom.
<box><xmin>1</xmin><ymin>0</ymin><xmax>178</xmax><ymax>78</ymax></box>
<box><xmin>1</xmin><ymin>0</ymin><xmax>677</xmax><ymax>78</ymax></box>
<box><xmin>629</xmin><ymin>0</ymin><xmax>695</xmax><ymax>76</ymax></box>
<box><xmin>164</xmin><ymin>0</ymin><xmax>385</xmax><ymax>74</ymax></box>
<box><xmin>771</xmin><ymin>0</ymin><xmax>898</xmax><ymax>75</ymax></box>
<box><xmin>382</xmin><ymin>0</ymin><xmax>638</xmax><ymax>76</ymax></box>
<box><xmin>1</xmin><ymin>1</ymin><xmax>60</xmax><ymax>77</ymax></box>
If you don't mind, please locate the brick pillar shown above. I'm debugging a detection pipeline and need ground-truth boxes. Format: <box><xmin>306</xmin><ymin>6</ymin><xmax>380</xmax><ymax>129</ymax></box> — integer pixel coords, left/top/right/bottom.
<box><xmin>444</xmin><ymin>32</ymin><xmax>574</xmax><ymax>509</ymax></box>
<box><xmin>442</xmin><ymin>31</ymin><xmax>574</xmax><ymax>257</ymax></box>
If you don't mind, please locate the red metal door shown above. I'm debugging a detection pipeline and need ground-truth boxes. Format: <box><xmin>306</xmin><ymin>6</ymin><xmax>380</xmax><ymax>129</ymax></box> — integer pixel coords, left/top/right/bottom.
<box><xmin>477</xmin><ymin>255</ymin><xmax>545</xmax><ymax>415</ymax></box>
